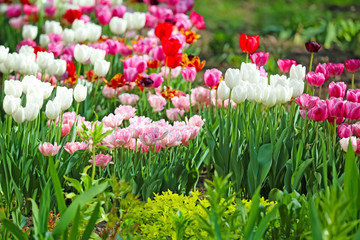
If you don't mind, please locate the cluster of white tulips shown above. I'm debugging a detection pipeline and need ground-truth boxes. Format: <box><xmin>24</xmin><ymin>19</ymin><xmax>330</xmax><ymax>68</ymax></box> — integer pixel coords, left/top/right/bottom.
<box><xmin>219</xmin><ymin>63</ymin><xmax>306</xmax><ymax>107</ymax></box>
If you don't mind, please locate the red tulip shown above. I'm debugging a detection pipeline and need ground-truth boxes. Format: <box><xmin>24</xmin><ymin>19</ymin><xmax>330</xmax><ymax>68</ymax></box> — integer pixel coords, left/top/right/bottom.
<box><xmin>239</xmin><ymin>33</ymin><xmax>259</xmax><ymax>54</ymax></box>
<box><xmin>155</xmin><ymin>22</ymin><xmax>173</xmax><ymax>41</ymax></box>
<box><xmin>162</xmin><ymin>38</ymin><xmax>181</xmax><ymax>56</ymax></box>
<box><xmin>165</xmin><ymin>53</ymin><xmax>183</xmax><ymax>69</ymax></box>
<box><xmin>62</xmin><ymin>9</ymin><xmax>82</xmax><ymax>24</ymax></box>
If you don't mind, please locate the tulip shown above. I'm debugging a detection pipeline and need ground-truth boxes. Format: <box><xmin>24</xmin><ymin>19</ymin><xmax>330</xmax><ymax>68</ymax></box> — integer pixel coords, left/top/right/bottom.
<box><xmin>102</xmin><ymin>113</ymin><xmax>124</xmax><ymax>129</ymax></box>
<box><xmin>94</xmin><ymin>59</ymin><xmax>110</xmax><ymax>77</ymax></box>
<box><xmin>305</xmin><ymin>41</ymin><xmax>321</xmax><ymax>53</ymax></box>
<box><xmin>181</xmin><ymin>67</ymin><xmax>196</xmax><ymax>82</ymax></box>
<box><xmin>24</xmin><ymin>102</ymin><xmax>39</xmax><ymax>121</ymax></box>
<box><xmin>165</xmin><ymin>53</ymin><xmax>183</xmax><ymax>69</ymax></box>
<box><xmin>22</xmin><ymin>25</ymin><xmax>38</xmax><ymax>40</ymax></box>
<box><xmin>148</xmin><ymin>94</ymin><xmax>167</xmax><ymax>112</ymax></box>
<box><xmin>155</xmin><ymin>22</ymin><xmax>173</xmax><ymax>41</ymax></box>
<box><xmin>326</xmin><ymin>63</ymin><xmax>344</xmax><ymax>78</ymax></box>
<box><xmin>6</xmin><ymin>4</ymin><xmax>21</xmax><ymax>18</ymax></box>
<box><xmin>345</xmin><ymin>59</ymin><xmax>360</xmax><ymax>89</ymax></box>
<box><xmin>0</xmin><ymin>46</ymin><xmax>9</xmax><ymax>64</ymax></box>
<box><xmin>139</xmin><ymin>126</ymin><xmax>168</xmax><ymax>146</ymax></box>
<box><xmin>309</xmin><ymin>100</ymin><xmax>328</xmax><ymax>122</ymax></box>
<box><xmin>326</xmin><ymin>97</ymin><xmax>344</xmax><ymax>118</ymax></box>
<box><xmin>4</xmin><ymin>80</ymin><xmax>22</xmax><ymax>98</ymax></box>
<box><xmin>306</xmin><ymin>72</ymin><xmax>325</xmax><ymax>87</ymax></box>
<box><xmin>217</xmin><ymin>81</ymin><xmax>230</xmax><ymax>101</ymax></box>
<box><xmin>149</xmin><ymin>73</ymin><xmax>164</xmax><ymax>88</ymax></box>
<box><xmin>111</xmin><ymin>128</ymin><xmax>132</xmax><ymax>147</ymax></box>
<box><xmin>353</xmin><ymin>122</ymin><xmax>360</xmax><ymax>137</ymax></box>
<box><xmin>27</xmin><ymin>94</ymin><xmax>43</xmax><ymax>111</ymax></box>
<box><xmin>224</xmin><ymin>68</ymin><xmax>241</xmax><ymax>89</ymax></box>
<box><xmin>86</xmin><ymin>23</ymin><xmax>102</xmax><ymax>42</ymax></box>
<box><xmin>89</xmin><ymin>154</ymin><xmax>113</xmax><ymax>168</ymax></box>
<box><xmin>290</xmin><ymin>64</ymin><xmax>306</xmax><ymax>81</ymax></box>
<box><xmin>64</xmin><ymin>142</ymin><xmax>87</xmax><ymax>155</ymax></box>
<box><xmin>124</xmin><ymin>68</ymin><xmax>138</xmax><ymax>82</ymax></box>
<box><xmin>277</xmin><ymin>59</ymin><xmax>297</xmax><ymax>73</ymax></box>
<box><xmin>344</xmin><ymin>102</ymin><xmax>360</xmax><ymax>120</ymax></box>
<box><xmin>12</xmin><ymin>107</ymin><xmax>26</xmax><ymax>123</ymax></box>
<box><xmin>240</xmin><ymin>63</ymin><xmax>260</xmax><ymax>83</ymax></box>
<box><xmin>250</xmin><ymin>52</ymin><xmax>269</xmax><ymax>67</ymax></box>
<box><xmin>3</xmin><ymin>95</ymin><xmax>21</xmax><ymax>115</ymax></box>
<box><xmin>38</xmin><ymin>142</ymin><xmax>61</xmax><ymax>156</ymax></box>
<box><xmin>44</xmin><ymin>20</ymin><xmax>63</xmax><ymax>34</ymax></box>
<box><xmin>74</xmin><ymin>84</ymin><xmax>87</xmax><ymax>102</ymax></box>
<box><xmin>123</xmin><ymin>12</ymin><xmax>146</xmax><ymax>30</ymax></box>
<box><xmin>162</xmin><ymin>38</ymin><xmax>181</xmax><ymax>56</ymax></box>
<box><xmin>190</xmin><ymin>11</ymin><xmax>205</xmax><ymax>30</ymax></box>
<box><xmin>39</xmin><ymin>34</ymin><xmax>50</xmax><ymax>47</ymax></box>
<box><xmin>338</xmin><ymin>123</ymin><xmax>353</xmax><ymax>139</ymax></box>
<box><xmin>239</xmin><ymin>33</ymin><xmax>259</xmax><ymax>54</ymax></box>
<box><xmin>37</xmin><ymin>51</ymin><xmax>55</xmax><ymax>72</ymax></box>
<box><xmin>346</xmin><ymin>89</ymin><xmax>360</xmax><ymax>103</ymax></box>
<box><xmin>276</xmin><ymin>85</ymin><xmax>293</xmax><ymax>104</ymax></box>
<box><xmin>55</xmin><ymin>87</ymin><xmax>73</xmax><ymax>111</ymax></box>
<box><xmin>262</xmin><ymin>86</ymin><xmax>277</xmax><ymax>107</ymax></box>
<box><xmin>152</xmin><ymin>46</ymin><xmax>166</xmax><ymax>61</ymax></box>
<box><xmin>339</xmin><ymin>137</ymin><xmax>357</xmax><ymax>153</ymax></box>
<box><xmin>45</xmin><ymin>5</ymin><xmax>56</xmax><ymax>18</ymax></box>
<box><xmin>63</xmin><ymin>9</ymin><xmax>82</xmax><ymax>24</ymax></box>
<box><xmin>74</xmin><ymin>27</ymin><xmax>88</xmax><ymax>43</ymax></box>
<box><xmin>315</xmin><ymin>63</ymin><xmax>330</xmax><ymax>81</ymax></box>
<box><xmin>109</xmin><ymin>17</ymin><xmax>127</xmax><ymax>35</ymax></box>
<box><xmin>62</xmin><ymin>29</ymin><xmax>74</xmax><ymax>44</ymax></box>
<box><xmin>90</xmin><ymin>49</ymin><xmax>106</xmax><ymax>65</ymax></box>
<box><xmin>160</xmin><ymin>131</ymin><xmax>182</xmax><ymax>147</ymax></box>
<box><xmin>166</xmin><ymin>108</ymin><xmax>185</xmax><ymax>121</ymax></box>
<box><xmin>45</xmin><ymin>100</ymin><xmax>61</xmax><ymax>120</ymax></box>
<box><xmin>118</xmin><ymin>93</ymin><xmax>139</xmax><ymax>106</ymax></box>
<box><xmin>329</xmin><ymin>82</ymin><xmax>346</xmax><ymax>98</ymax></box>
<box><xmin>112</xmin><ymin>5</ymin><xmax>126</xmax><ymax>18</ymax></box>
<box><xmin>204</xmin><ymin>69</ymin><xmax>222</xmax><ymax>89</ymax></box>
<box><xmin>74</xmin><ymin>44</ymin><xmax>91</xmax><ymax>63</ymax></box>
<box><xmin>231</xmin><ymin>84</ymin><xmax>247</xmax><ymax>104</ymax></box>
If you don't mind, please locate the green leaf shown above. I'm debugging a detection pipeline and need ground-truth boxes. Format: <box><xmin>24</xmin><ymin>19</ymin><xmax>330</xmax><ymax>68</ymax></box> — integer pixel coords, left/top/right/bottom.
<box><xmin>1</xmin><ymin>219</ymin><xmax>28</xmax><ymax>240</ymax></box>
<box><xmin>291</xmin><ymin>158</ymin><xmax>313</xmax><ymax>191</ymax></box>
<box><xmin>49</xmin><ymin>156</ymin><xmax>67</xmax><ymax>215</ymax></box>
<box><xmin>244</xmin><ymin>188</ymin><xmax>261</xmax><ymax>239</ymax></box>
<box><xmin>39</xmin><ymin>182</ymin><xmax>51</xmax><ymax>235</ymax></box>
<box><xmin>69</xmin><ymin>206</ymin><xmax>81</xmax><ymax>240</ymax></box>
<box><xmin>257</xmin><ymin>143</ymin><xmax>273</xmax><ymax>186</ymax></box>
<box><xmin>253</xmin><ymin>204</ymin><xmax>279</xmax><ymax>240</ymax></box>
<box><xmin>82</xmin><ymin>202</ymin><xmax>101</xmax><ymax>240</ymax></box>
<box><xmin>309</xmin><ymin>196</ymin><xmax>322</xmax><ymax>240</ymax></box>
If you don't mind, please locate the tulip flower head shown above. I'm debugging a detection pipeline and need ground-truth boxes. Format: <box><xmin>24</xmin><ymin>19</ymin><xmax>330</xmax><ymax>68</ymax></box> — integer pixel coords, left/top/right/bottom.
<box><xmin>338</xmin><ymin>123</ymin><xmax>353</xmax><ymax>139</ymax></box>
<box><xmin>345</xmin><ymin>59</ymin><xmax>360</xmax><ymax>72</ymax></box>
<box><xmin>329</xmin><ymin>82</ymin><xmax>346</xmax><ymax>98</ymax></box>
<box><xmin>239</xmin><ymin>33</ymin><xmax>259</xmax><ymax>54</ymax></box>
<box><xmin>204</xmin><ymin>68</ymin><xmax>222</xmax><ymax>89</ymax></box>
<box><xmin>306</xmin><ymin>72</ymin><xmax>325</xmax><ymax>87</ymax></box>
<box><xmin>38</xmin><ymin>142</ymin><xmax>61</xmax><ymax>156</ymax></box>
<box><xmin>250</xmin><ymin>52</ymin><xmax>269</xmax><ymax>67</ymax></box>
<box><xmin>190</xmin><ymin>11</ymin><xmax>206</xmax><ymax>30</ymax></box>
<box><xmin>89</xmin><ymin>154</ymin><xmax>113</xmax><ymax>168</ymax></box>
<box><xmin>277</xmin><ymin>59</ymin><xmax>297</xmax><ymax>74</ymax></box>
<box><xmin>305</xmin><ymin>41</ymin><xmax>321</xmax><ymax>53</ymax></box>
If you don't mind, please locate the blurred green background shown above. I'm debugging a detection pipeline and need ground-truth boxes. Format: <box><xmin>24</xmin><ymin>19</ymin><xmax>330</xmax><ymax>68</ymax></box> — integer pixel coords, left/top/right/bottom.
<box><xmin>193</xmin><ymin>0</ymin><xmax>360</xmax><ymax>71</ymax></box>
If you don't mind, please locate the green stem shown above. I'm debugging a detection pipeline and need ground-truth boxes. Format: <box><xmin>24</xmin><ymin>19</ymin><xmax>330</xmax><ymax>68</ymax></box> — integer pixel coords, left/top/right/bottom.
<box><xmin>77</xmin><ymin>63</ymin><xmax>82</xmax><ymax>77</ymax></box>
<box><xmin>189</xmin><ymin>82</ymin><xmax>192</xmax><ymax>115</ymax></box>
<box><xmin>91</xmin><ymin>143</ymin><xmax>96</xmax><ymax>180</ymax></box>
<box><xmin>333</xmin><ymin>118</ymin><xmax>337</xmax><ymax>154</ymax></box>
<box><xmin>352</xmin><ymin>73</ymin><xmax>355</xmax><ymax>89</ymax></box>
<box><xmin>245</xmin><ymin>53</ymin><xmax>249</xmax><ymax>63</ymax></box>
<box><xmin>309</xmin><ymin>53</ymin><xmax>314</xmax><ymax>73</ymax></box>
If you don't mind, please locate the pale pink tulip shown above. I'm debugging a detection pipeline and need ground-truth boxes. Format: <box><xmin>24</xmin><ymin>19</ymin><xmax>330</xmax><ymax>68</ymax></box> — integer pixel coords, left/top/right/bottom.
<box><xmin>89</xmin><ymin>154</ymin><xmax>113</xmax><ymax>168</ymax></box>
<box><xmin>39</xmin><ymin>142</ymin><xmax>61</xmax><ymax>156</ymax></box>
<box><xmin>64</xmin><ymin>142</ymin><xmax>87</xmax><ymax>154</ymax></box>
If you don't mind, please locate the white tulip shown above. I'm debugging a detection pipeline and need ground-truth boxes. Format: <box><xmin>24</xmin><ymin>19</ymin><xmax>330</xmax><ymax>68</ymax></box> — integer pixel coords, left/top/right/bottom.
<box><xmin>4</xmin><ymin>80</ymin><xmax>22</xmax><ymax>98</ymax></box>
<box><xmin>22</xmin><ymin>75</ymin><xmax>39</xmax><ymax>94</ymax></box>
<box><xmin>19</xmin><ymin>45</ymin><xmax>35</xmax><ymax>55</ymax></box>
<box><xmin>109</xmin><ymin>17</ymin><xmax>127</xmax><ymax>35</ymax></box>
<box><xmin>22</xmin><ymin>25</ymin><xmax>38</xmax><ymax>40</ymax></box>
<box><xmin>74</xmin><ymin>44</ymin><xmax>91</xmax><ymax>63</ymax></box>
<box><xmin>90</xmin><ymin>49</ymin><xmax>106</xmax><ymax>65</ymax></box>
<box><xmin>39</xmin><ymin>34</ymin><xmax>50</xmax><ymax>47</ymax></box>
<box><xmin>13</xmin><ymin>107</ymin><xmax>26</xmax><ymax>123</ymax></box>
<box><xmin>45</xmin><ymin>100</ymin><xmax>61</xmax><ymax>120</ymax></box>
<box><xmin>289</xmin><ymin>79</ymin><xmax>304</xmax><ymax>98</ymax></box>
<box><xmin>25</xmin><ymin>102</ymin><xmax>39</xmax><ymax>121</ymax></box>
<box><xmin>133</xmin><ymin>12</ymin><xmax>146</xmax><ymax>30</ymax></box>
<box><xmin>246</xmin><ymin>83</ymin><xmax>257</xmax><ymax>102</ymax></box>
<box><xmin>240</xmin><ymin>62</ymin><xmax>260</xmax><ymax>83</ymax></box>
<box><xmin>262</xmin><ymin>87</ymin><xmax>277</xmax><ymax>107</ymax></box>
<box><xmin>44</xmin><ymin>20</ymin><xmax>63</xmax><ymax>34</ymax></box>
<box><xmin>217</xmin><ymin>81</ymin><xmax>230</xmax><ymax>101</ymax></box>
<box><xmin>62</xmin><ymin>29</ymin><xmax>75</xmax><ymax>44</ymax></box>
<box><xmin>3</xmin><ymin>95</ymin><xmax>21</xmax><ymax>115</ymax></box>
<box><xmin>232</xmin><ymin>84</ymin><xmax>248</xmax><ymax>104</ymax></box>
<box><xmin>37</xmin><ymin>51</ymin><xmax>54</xmax><ymax>72</ymax></box>
<box><xmin>42</xmin><ymin>82</ymin><xmax>54</xmax><ymax>100</ymax></box>
<box><xmin>270</xmin><ymin>74</ymin><xmax>288</xmax><ymax>87</ymax></box>
<box><xmin>55</xmin><ymin>86</ymin><xmax>73</xmax><ymax>111</ymax></box>
<box><xmin>27</xmin><ymin>94</ymin><xmax>43</xmax><ymax>110</ymax></box>
<box><xmin>86</xmin><ymin>23</ymin><xmax>101</xmax><ymax>42</ymax></box>
<box><xmin>0</xmin><ymin>63</ymin><xmax>11</xmax><ymax>74</ymax></box>
<box><xmin>74</xmin><ymin>84</ymin><xmax>87</xmax><ymax>102</ymax></box>
<box><xmin>0</xmin><ymin>45</ymin><xmax>9</xmax><ymax>64</ymax></box>
<box><xmin>74</xmin><ymin>27</ymin><xmax>88</xmax><ymax>43</ymax></box>
<box><xmin>94</xmin><ymin>59</ymin><xmax>110</xmax><ymax>77</ymax></box>
<box><xmin>290</xmin><ymin>64</ymin><xmax>306</xmax><ymax>81</ymax></box>
<box><xmin>5</xmin><ymin>53</ymin><xmax>21</xmax><ymax>72</ymax></box>
<box><xmin>275</xmin><ymin>85</ymin><xmax>293</xmax><ymax>104</ymax></box>
<box><xmin>225</xmin><ymin>68</ymin><xmax>241</xmax><ymax>89</ymax></box>
<box><xmin>72</xmin><ymin>19</ymin><xmax>85</xmax><ymax>30</ymax></box>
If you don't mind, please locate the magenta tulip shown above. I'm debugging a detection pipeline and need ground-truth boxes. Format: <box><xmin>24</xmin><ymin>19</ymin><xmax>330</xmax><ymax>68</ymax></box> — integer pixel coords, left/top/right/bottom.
<box><xmin>329</xmin><ymin>82</ymin><xmax>347</xmax><ymax>98</ymax></box>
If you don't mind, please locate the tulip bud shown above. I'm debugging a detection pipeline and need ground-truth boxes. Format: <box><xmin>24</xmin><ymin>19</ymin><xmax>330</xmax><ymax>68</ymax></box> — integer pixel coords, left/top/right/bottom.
<box><xmin>290</xmin><ymin>64</ymin><xmax>306</xmax><ymax>81</ymax></box>
<box><xmin>22</xmin><ymin>24</ymin><xmax>38</xmax><ymax>40</ymax></box>
<box><xmin>4</xmin><ymin>80</ymin><xmax>22</xmax><ymax>98</ymax></box>
<box><xmin>204</xmin><ymin>68</ymin><xmax>222</xmax><ymax>89</ymax></box>
<box><xmin>74</xmin><ymin>84</ymin><xmax>87</xmax><ymax>102</ymax></box>
<box><xmin>109</xmin><ymin>17</ymin><xmax>127</xmax><ymax>35</ymax></box>
<box><xmin>45</xmin><ymin>100</ymin><xmax>61</xmax><ymax>120</ymax></box>
<box><xmin>42</xmin><ymin>82</ymin><xmax>54</xmax><ymax>100</ymax></box>
<box><xmin>239</xmin><ymin>33</ymin><xmax>259</xmax><ymax>54</ymax></box>
<box><xmin>13</xmin><ymin>106</ymin><xmax>26</xmax><ymax>123</ymax></box>
<box><xmin>74</xmin><ymin>44</ymin><xmax>91</xmax><ymax>63</ymax></box>
<box><xmin>55</xmin><ymin>86</ymin><xmax>73</xmax><ymax>111</ymax></box>
<box><xmin>250</xmin><ymin>52</ymin><xmax>269</xmax><ymax>67</ymax></box>
<box><xmin>305</xmin><ymin>41</ymin><xmax>321</xmax><ymax>53</ymax></box>
<box><xmin>25</xmin><ymin>102</ymin><xmax>39</xmax><ymax>121</ymax></box>
<box><xmin>217</xmin><ymin>81</ymin><xmax>230</xmax><ymax>101</ymax></box>
<box><xmin>232</xmin><ymin>84</ymin><xmax>247</xmax><ymax>104</ymax></box>
<box><xmin>225</xmin><ymin>68</ymin><xmax>241</xmax><ymax>89</ymax></box>
<box><xmin>3</xmin><ymin>95</ymin><xmax>21</xmax><ymax>115</ymax></box>
<box><xmin>94</xmin><ymin>59</ymin><xmax>110</xmax><ymax>77</ymax></box>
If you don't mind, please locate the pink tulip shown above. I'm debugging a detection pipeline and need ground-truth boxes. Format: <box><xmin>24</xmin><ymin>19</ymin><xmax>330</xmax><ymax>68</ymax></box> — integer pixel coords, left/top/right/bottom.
<box><xmin>344</xmin><ymin>101</ymin><xmax>360</xmax><ymax>120</ymax></box>
<box><xmin>130</xmin><ymin>116</ymin><xmax>152</xmax><ymax>126</ymax></box>
<box><xmin>145</xmin><ymin>13</ymin><xmax>157</xmax><ymax>28</ymax></box>
<box><xmin>9</xmin><ymin>16</ymin><xmax>27</xmax><ymax>30</ymax></box>
<box><xmin>49</xmin><ymin>33</ymin><xmax>62</xmax><ymax>43</ymax></box>
<box><xmin>64</xmin><ymin>142</ymin><xmax>87</xmax><ymax>154</ymax></box>
<box><xmin>139</xmin><ymin>126</ymin><xmax>168</xmax><ymax>146</ymax></box>
<box><xmin>338</xmin><ymin>123</ymin><xmax>353</xmax><ymax>139</ymax></box>
<box><xmin>294</xmin><ymin>93</ymin><xmax>320</xmax><ymax>109</ymax></box>
<box><xmin>48</xmin><ymin>42</ymin><xmax>63</xmax><ymax>58</ymax></box>
<box><xmin>326</xmin><ymin>63</ymin><xmax>344</xmax><ymax>77</ymax></box>
<box><xmin>250</xmin><ymin>52</ymin><xmax>269</xmax><ymax>67</ymax></box>
<box><xmin>114</xmin><ymin>105</ymin><xmax>136</xmax><ymax>120</ymax></box>
<box><xmin>347</xmin><ymin>89</ymin><xmax>360</xmax><ymax>103</ymax></box>
<box><xmin>345</xmin><ymin>59</ymin><xmax>360</xmax><ymax>72</ymax></box>
<box><xmin>148</xmin><ymin>93</ymin><xmax>167</xmax><ymax>112</ymax></box>
<box><xmin>39</xmin><ymin>142</ymin><xmax>61</xmax><ymax>156</ymax></box>
<box><xmin>186</xmin><ymin>115</ymin><xmax>204</xmax><ymax>128</ymax></box>
<box><xmin>111</xmin><ymin>128</ymin><xmax>132</xmax><ymax>147</ymax></box>
<box><xmin>112</xmin><ymin>5</ymin><xmax>126</xmax><ymax>18</ymax></box>
<box><xmin>124</xmin><ymin>67</ymin><xmax>138</xmax><ymax>82</ymax></box>
<box><xmin>161</xmin><ymin>66</ymin><xmax>182</xmax><ymax>79</ymax></box>
<box><xmin>95</xmin><ymin>5</ymin><xmax>112</xmax><ymax>25</ymax></box>
<box><xmin>123</xmin><ymin>56</ymin><xmax>147</xmax><ymax>73</ymax></box>
<box><xmin>306</xmin><ymin>72</ymin><xmax>325</xmax><ymax>87</ymax></box>
<box><xmin>118</xmin><ymin>93</ymin><xmax>139</xmax><ymax>106</ymax></box>
<box><xmin>191</xmin><ymin>86</ymin><xmax>210</xmax><ymax>107</ymax></box>
<box><xmin>166</xmin><ymin>108</ymin><xmax>185</xmax><ymax>121</ymax></box>
<box><xmin>152</xmin><ymin>46</ymin><xmax>166</xmax><ymax>62</ymax></box>
<box><xmin>149</xmin><ymin>73</ymin><xmax>164</xmax><ymax>88</ymax></box>
<box><xmin>160</xmin><ymin>131</ymin><xmax>182</xmax><ymax>147</ymax></box>
<box><xmin>171</xmin><ymin>95</ymin><xmax>190</xmax><ymax>111</ymax></box>
<box><xmin>204</xmin><ymin>69</ymin><xmax>222</xmax><ymax>89</ymax></box>
<box><xmin>23</xmin><ymin>4</ymin><xmax>38</xmax><ymax>15</ymax></box>
<box><xmin>329</xmin><ymin>82</ymin><xmax>347</xmax><ymax>98</ymax></box>
<box><xmin>309</xmin><ymin>100</ymin><xmax>328</xmax><ymax>122</ymax></box>
<box><xmin>277</xmin><ymin>59</ymin><xmax>297</xmax><ymax>73</ymax></box>
<box><xmin>102</xmin><ymin>113</ymin><xmax>124</xmax><ymax>128</ymax></box>
<box><xmin>315</xmin><ymin>63</ymin><xmax>330</xmax><ymax>81</ymax></box>
<box><xmin>89</xmin><ymin>154</ymin><xmax>113</xmax><ymax>168</ymax></box>
<box><xmin>45</xmin><ymin>5</ymin><xmax>57</xmax><ymax>18</ymax></box>
<box><xmin>352</xmin><ymin>122</ymin><xmax>360</xmax><ymax>137</ymax></box>
<box><xmin>339</xmin><ymin>137</ymin><xmax>357</xmax><ymax>153</ymax></box>
<box><xmin>105</xmin><ymin>40</ymin><xmax>121</xmax><ymax>55</ymax></box>
<box><xmin>326</xmin><ymin>97</ymin><xmax>344</xmax><ymax>118</ymax></box>
<box><xmin>190</xmin><ymin>11</ymin><xmax>205</xmax><ymax>29</ymax></box>
<box><xmin>6</xmin><ymin>4</ymin><xmax>22</xmax><ymax>18</ymax></box>
<box><xmin>182</xmin><ymin>67</ymin><xmax>196</xmax><ymax>82</ymax></box>
<box><xmin>102</xmin><ymin>85</ymin><xmax>116</xmax><ymax>99</ymax></box>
